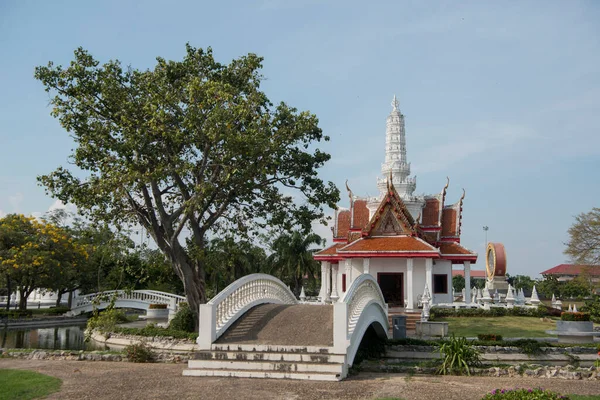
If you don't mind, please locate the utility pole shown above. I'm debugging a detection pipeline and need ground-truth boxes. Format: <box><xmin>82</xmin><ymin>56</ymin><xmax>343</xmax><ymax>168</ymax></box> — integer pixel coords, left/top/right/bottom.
<box><xmin>483</xmin><ymin>226</ymin><xmax>489</xmax><ymax>247</ymax></box>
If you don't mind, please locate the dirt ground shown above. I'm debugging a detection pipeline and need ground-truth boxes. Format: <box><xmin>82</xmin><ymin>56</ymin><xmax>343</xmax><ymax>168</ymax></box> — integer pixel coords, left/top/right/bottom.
<box><xmin>1</xmin><ymin>359</ymin><xmax>599</xmax><ymax>400</ymax></box>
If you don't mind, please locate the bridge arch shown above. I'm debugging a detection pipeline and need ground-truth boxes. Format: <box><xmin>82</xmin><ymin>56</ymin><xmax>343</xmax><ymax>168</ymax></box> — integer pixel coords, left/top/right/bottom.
<box><xmin>336</xmin><ymin>273</ymin><xmax>389</xmax><ymax>367</ymax></box>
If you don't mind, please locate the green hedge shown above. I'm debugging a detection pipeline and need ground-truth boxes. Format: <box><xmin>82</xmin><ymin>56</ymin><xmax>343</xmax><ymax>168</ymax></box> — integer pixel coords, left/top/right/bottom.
<box><xmin>560</xmin><ymin>312</ymin><xmax>590</xmax><ymax>321</ymax></box>
<box><xmin>113</xmin><ymin>324</ymin><xmax>198</xmax><ymax>341</ymax></box>
<box><xmin>477</xmin><ymin>334</ymin><xmax>503</xmax><ymax>341</ymax></box>
<box><xmin>0</xmin><ymin>307</ymin><xmax>70</xmax><ymax>319</ymax></box>
<box><xmin>430</xmin><ymin>305</ymin><xmax>550</xmax><ymax>319</ymax></box>
<box><xmin>481</xmin><ymin>388</ymin><xmax>568</xmax><ymax>399</ymax></box>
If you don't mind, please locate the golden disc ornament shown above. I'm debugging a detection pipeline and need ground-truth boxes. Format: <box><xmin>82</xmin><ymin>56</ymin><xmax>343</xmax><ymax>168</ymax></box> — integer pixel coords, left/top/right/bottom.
<box><xmin>485</xmin><ymin>242</ymin><xmax>507</xmax><ymax>280</ymax></box>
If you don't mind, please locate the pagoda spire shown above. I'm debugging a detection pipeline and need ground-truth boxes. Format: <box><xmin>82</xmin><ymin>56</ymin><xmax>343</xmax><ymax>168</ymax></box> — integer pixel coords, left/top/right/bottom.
<box><xmin>391</xmin><ymin>94</ymin><xmax>400</xmax><ymax>112</ymax></box>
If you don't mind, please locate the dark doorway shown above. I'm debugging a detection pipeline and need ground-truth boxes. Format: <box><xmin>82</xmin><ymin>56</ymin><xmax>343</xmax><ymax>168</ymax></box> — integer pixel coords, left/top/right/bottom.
<box><xmin>377</xmin><ymin>273</ymin><xmax>404</xmax><ymax>307</ymax></box>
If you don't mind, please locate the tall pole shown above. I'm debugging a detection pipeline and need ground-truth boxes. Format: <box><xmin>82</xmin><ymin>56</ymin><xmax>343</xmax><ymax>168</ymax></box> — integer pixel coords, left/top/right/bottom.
<box><xmin>483</xmin><ymin>226</ymin><xmax>489</xmax><ymax>247</ymax></box>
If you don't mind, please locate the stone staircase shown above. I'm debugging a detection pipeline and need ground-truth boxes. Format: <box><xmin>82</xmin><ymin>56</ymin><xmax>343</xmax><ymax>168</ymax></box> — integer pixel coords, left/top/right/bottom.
<box><xmin>183</xmin><ymin>343</ymin><xmax>346</xmax><ymax>381</ymax></box>
<box><xmin>387</xmin><ymin>310</ymin><xmax>421</xmax><ymax>335</ymax></box>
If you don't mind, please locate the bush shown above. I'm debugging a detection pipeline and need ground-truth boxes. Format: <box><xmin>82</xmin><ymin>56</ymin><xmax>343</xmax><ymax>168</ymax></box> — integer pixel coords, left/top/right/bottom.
<box><xmin>429</xmin><ymin>306</ymin><xmax>549</xmax><ymax>320</ymax></box>
<box><xmin>114</xmin><ymin>324</ymin><xmax>198</xmax><ymax>340</ymax></box>
<box><xmin>560</xmin><ymin>312</ymin><xmax>590</xmax><ymax>321</ymax></box>
<box><xmin>477</xmin><ymin>334</ymin><xmax>503</xmax><ymax>341</ymax></box>
<box><xmin>510</xmin><ymin>339</ymin><xmax>545</xmax><ymax>356</ymax></box>
<box><xmin>86</xmin><ymin>308</ymin><xmax>128</xmax><ymax>337</ymax></box>
<box><xmin>148</xmin><ymin>303</ymin><xmax>168</xmax><ymax>309</ymax></box>
<box><xmin>0</xmin><ymin>310</ymin><xmax>33</xmax><ymax>318</ymax></box>
<box><xmin>124</xmin><ymin>341</ymin><xmax>155</xmax><ymax>363</ymax></box>
<box><xmin>481</xmin><ymin>388</ymin><xmax>568</xmax><ymax>399</ymax></box>
<box><xmin>437</xmin><ymin>335</ymin><xmax>481</xmax><ymax>375</ymax></box>
<box><xmin>581</xmin><ymin>295</ymin><xmax>600</xmax><ymax>323</ymax></box>
<box><xmin>169</xmin><ymin>303</ymin><xmax>195</xmax><ymax>333</ymax></box>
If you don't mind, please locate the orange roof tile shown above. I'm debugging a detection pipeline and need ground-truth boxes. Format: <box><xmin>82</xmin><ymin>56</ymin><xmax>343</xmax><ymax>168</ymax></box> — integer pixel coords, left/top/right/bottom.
<box><xmin>540</xmin><ymin>264</ymin><xmax>600</xmax><ymax>276</ymax></box>
<box><xmin>336</xmin><ymin>210</ymin><xmax>351</xmax><ymax>239</ymax></box>
<box><xmin>441</xmin><ymin>207</ymin><xmax>458</xmax><ymax>237</ymax></box>
<box><xmin>352</xmin><ymin>200</ymin><xmax>370</xmax><ymax>229</ymax></box>
<box><xmin>313</xmin><ymin>243</ymin><xmax>345</xmax><ymax>258</ymax></box>
<box><xmin>439</xmin><ymin>242</ymin><xmax>475</xmax><ymax>256</ymax></box>
<box><xmin>421</xmin><ymin>198</ymin><xmax>440</xmax><ymax>226</ymax></box>
<box><xmin>339</xmin><ymin>236</ymin><xmax>438</xmax><ymax>253</ymax></box>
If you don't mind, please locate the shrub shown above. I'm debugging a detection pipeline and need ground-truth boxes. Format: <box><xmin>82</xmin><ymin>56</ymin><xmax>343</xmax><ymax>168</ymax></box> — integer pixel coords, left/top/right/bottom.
<box><xmin>0</xmin><ymin>310</ymin><xmax>33</xmax><ymax>318</ymax></box>
<box><xmin>114</xmin><ymin>324</ymin><xmax>198</xmax><ymax>340</ymax></box>
<box><xmin>560</xmin><ymin>312</ymin><xmax>590</xmax><ymax>321</ymax></box>
<box><xmin>477</xmin><ymin>334</ymin><xmax>503</xmax><ymax>341</ymax></box>
<box><xmin>86</xmin><ymin>308</ymin><xmax>127</xmax><ymax>337</ymax></box>
<box><xmin>481</xmin><ymin>388</ymin><xmax>569</xmax><ymax>399</ymax></box>
<box><xmin>429</xmin><ymin>306</ymin><xmax>549</xmax><ymax>320</ymax></box>
<box><xmin>124</xmin><ymin>341</ymin><xmax>155</xmax><ymax>363</ymax></box>
<box><xmin>148</xmin><ymin>303</ymin><xmax>168</xmax><ymax>309</ymax></box>
<box><xmin>169</xmin><ymin>303</ymin><xmax>195</xmax><ymax>333</ymax></box>
<box><xmin>581</xmin><ymin>295</ymin><xmax>600</xmax><ymax>323</ymax></box>
<box><xmin>437</xmin><ymin>335</ymin><xmax>481</xmax><ymax>375</ymax></box>
<box><xmin>510</xmin><ymin>339</ymin><xmax>545</xmax><ymax>356</ymax></box>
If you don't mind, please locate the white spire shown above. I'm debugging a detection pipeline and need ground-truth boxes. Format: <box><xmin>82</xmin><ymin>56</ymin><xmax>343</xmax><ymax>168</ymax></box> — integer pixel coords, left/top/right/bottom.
<box><xmin>391</xmin><ymin>94</ymin><xmax>400</xmax><ymax>112</ymax></box>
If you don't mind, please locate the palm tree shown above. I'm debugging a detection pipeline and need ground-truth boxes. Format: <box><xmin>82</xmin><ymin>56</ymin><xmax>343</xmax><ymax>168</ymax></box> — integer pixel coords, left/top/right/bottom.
<box><xmin>267</xmin><ymin>231</ymin><xmax>324</xmax><ymax>296</ymax></box>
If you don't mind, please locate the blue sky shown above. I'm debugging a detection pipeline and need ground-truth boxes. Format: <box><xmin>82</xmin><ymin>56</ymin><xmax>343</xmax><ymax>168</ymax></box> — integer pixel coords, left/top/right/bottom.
<box><xmin>1</xmin><ymin>0</ymin><xmax>599</xmax><ymax>278</ymax></box>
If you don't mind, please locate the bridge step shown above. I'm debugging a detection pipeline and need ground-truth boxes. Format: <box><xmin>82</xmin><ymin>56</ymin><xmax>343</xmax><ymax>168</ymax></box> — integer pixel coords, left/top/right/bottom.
<box><xmin>182</xmin><ymin>368</ymin><xmax>341</xmax><ymax>381</ymax></box>
<box><xmin>184</xmin><ymin>347</ymin><xmax>346</xmax><ymax>381</ymax></box>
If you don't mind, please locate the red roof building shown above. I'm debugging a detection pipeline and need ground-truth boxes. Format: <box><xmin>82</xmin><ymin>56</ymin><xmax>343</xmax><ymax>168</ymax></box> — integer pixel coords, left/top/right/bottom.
<box><xmin>314</xmin><ymin>96</ymin><xmax>478</xmax><ymax>310</ymax></box>
<box><xmin>540</xmin><ymin>264</ymin><xmax>600</xmax><ymax>282</ymax></box>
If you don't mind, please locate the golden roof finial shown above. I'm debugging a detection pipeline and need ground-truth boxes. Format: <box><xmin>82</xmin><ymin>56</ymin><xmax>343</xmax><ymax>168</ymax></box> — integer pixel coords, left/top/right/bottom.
<box><xmin>460</xmin><ymin>188</ymin><xmax>466</xmax><ymax>203</ymax></box>
<box><xmin>345</xmin><ymin>179</ymin><xmax>353</xmax><ymax>200</ymax></box>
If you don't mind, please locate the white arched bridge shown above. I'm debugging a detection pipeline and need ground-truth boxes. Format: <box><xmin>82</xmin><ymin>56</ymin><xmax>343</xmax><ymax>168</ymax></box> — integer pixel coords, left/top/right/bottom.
<box><xmin>184</xmin><ymin>273</ymin><xmax>389</xmax><ymax>381</ymax></box>
<box><xmin>66</xmin><ymin>290</ymin><xmax>186</xmax><ymax>317</ymax></box>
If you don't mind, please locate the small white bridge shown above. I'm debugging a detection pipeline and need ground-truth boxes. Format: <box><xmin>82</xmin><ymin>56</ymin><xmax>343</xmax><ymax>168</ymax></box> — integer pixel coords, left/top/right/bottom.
<box><xmin>185</xmin><ymin>273</ymin><xmax>389</xmax><ymax>381</ymax></box>
<box><xmin>66</xmin><ymin>290</ymin><xmax>186</xmax><ymax>317</ymax></box>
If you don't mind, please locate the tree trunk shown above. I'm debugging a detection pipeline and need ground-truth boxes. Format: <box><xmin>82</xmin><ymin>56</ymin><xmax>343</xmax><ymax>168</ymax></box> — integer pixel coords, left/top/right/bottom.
<box><xmin>67</xmin><ymin>290</ymin><xmax>74</xmax><ymax>309</ymax></box>
<box><xmin>5</xmin><ymin>275</ymin><xmax>11</xmax><ymax>311</ymax></box>
<box><xmin>18</xmin><ymin>287</ymin><xmax>29</xmax><ymax>310</ymax></box>
<box><xmin>170</xmin><ymin>246</ymin><xmax>206</xmax><ymax>332</ymax></box>
<box><xmin>55</xmin><ymin>290</ymin><xmax>64</xmax><ymax>308</ymax></box>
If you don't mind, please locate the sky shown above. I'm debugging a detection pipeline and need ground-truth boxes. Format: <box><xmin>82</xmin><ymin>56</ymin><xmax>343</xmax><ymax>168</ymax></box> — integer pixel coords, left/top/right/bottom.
<box><xmin>0</xmin><ymin>0</ymin><xmax>599</xmax><ymax>279</ymax></box>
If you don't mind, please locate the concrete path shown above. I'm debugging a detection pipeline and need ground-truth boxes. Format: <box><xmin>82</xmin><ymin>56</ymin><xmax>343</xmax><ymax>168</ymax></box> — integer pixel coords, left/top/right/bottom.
<box><xmin>1</xmin><ymin>359</ymin><xmax>600</xmax><ymax>400</ymax></box>
<box><xmin>216</xmin><ymin>304</ymin><xmax>333</xmax><ymax>346</ymax></box>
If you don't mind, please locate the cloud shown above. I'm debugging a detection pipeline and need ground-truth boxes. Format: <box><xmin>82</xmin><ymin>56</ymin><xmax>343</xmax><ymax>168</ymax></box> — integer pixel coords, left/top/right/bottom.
<box><xmin>0</xmin><ymin>209</ymin><xmax>5</xmax><ymax>218</ymax></box>
<box><xmin>8</xmin><ymin>192</ymin><xmax>23</xmax><ymax>212</ymax></box>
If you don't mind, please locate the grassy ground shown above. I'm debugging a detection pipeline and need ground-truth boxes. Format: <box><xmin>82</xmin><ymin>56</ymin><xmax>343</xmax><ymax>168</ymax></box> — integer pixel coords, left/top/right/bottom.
<box><xmin>0</xmin><ymin>369</ymin><xmax>62</xmax><ymax>400</ymax></box>
<box><xmin>440</xmin><ymin>316</ymin><xmax>557</xmax><ymax>338</ymax></box>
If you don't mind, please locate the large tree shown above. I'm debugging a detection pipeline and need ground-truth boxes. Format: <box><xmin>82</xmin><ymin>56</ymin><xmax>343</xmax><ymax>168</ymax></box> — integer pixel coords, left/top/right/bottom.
<box><xmin>35</xmin><ymin>45</ymin><xmax>339</xmax><ymax>326</ymax></box>
<box><xmin>564</xmin><ymin>207</ymin><xmax>600</xmax><ymax>265</ymax></box>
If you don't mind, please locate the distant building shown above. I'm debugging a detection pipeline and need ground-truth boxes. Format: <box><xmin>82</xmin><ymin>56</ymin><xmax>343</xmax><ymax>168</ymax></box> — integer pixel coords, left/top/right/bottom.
<box><xmin>452</xmin><ymin>269</ymin><xmax>486</xmax><ymax>282</ymax></box>
<box><xmin>540</xmin><ymin>264</ymin><xmax>600</xmax><ymax>283</ymax></box>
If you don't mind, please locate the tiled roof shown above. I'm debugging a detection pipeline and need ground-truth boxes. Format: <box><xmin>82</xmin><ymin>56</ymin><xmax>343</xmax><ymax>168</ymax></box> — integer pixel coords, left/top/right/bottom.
<box><xmin>335</xmin><ymin>210</ymin><xmax>351</xmax><ymax>239</ymax></box>
<box><xmin>439</xmin><ymin>242</ymin><xmax>476</xmax><ymax>256</ymax></box>
<box><xmin>352</xmin><ymin>200</ymin><xmax>370</xmax><ymax>229</ymax></box>
<box><xmin>540</xmin><ymin>264</ymin><xmax>600</xmax><ymax>276</ymax></box>
<box><xmin>441</xmin><ymin>207</ymin><xmax>458</xmax><ymax>237</ymax></box>
<box><xmin>421</xmin><ymin>198</ymin><xmax>441</xmax><ymax>226</ymax></box>
<box><xmin>452</xmin><ymin>269</ymin><xmax>486</xmax><ymax>278</ymax></box>
<box><xmin>313</xmin><ymin>243</ymin><xmax>345</xmax><ymax>257</ymax></box>
<box><xmin>339</xmin><ymin>236</ymin><xmax>439</xmax><ymax>254</ymax></box>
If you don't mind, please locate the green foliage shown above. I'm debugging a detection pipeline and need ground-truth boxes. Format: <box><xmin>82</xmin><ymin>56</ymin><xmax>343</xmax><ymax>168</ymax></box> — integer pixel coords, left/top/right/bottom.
<box><xmin>430</xmin><ymin>306</ymin><xmax>549</xmax><ymax>319</ymax></box>
<box><xmin>477</xmin><ymin>334</ymin><xmax>503</xmax><ymax>341</ymax></box>
<box><xmin>437</xmin><ymin>335</ymin><xmax>481</xmax><ymax>376</ymax></box>
<box><xmin>35</xmin><ymin>45</ymin><xmax>340</xmax><ymax>325</ymax></box>
<box><xmin>168</xmin><ymin>303</ymin><xmax>195</xmax><ymax>333</ymax></box>
<box><xmin>114</xmin><ymin>324</ymin><xmax>198</xmax><ymax>340</ymax></box>
<box><xmin>510</xmin><ymin>339</ymin><xmax>546</xmax><ymax>356</ymax></box>
<box><xmin>560</xmin><ymin>312</ymin><xmax>591</xmax><ymax>321</ymax></box>
<box><xmin>564</xmin><ymin>207</ymin><xmax>600</xmax><ymax>266</ymax></box>
<box><xmin>266</xmin><ymin>231</ymin><xmax>324</xmax><ymax>296</ymax></box>
<box><xmin>86</xmin><ymin>307</ymin><xmax>127</xmax><ymax>338</ymax></box>
<box><xmin>0</xmin><ymin>369</ymin><xmax>62</xmax><ymax>400</ymax></box>
<box><xmin>481</xmin><ymin>388</ymin><xmax>569</xmax><ymax>400</ymax></box>
<box><xmin>508</xmin><ymin>275</ymin><xmax>536</xmax><ymax>292</ymax></box>
<box><xmin>452</xmin><ymin>275</ymin><xmax>465</xmax><ymax>292</ymax></box>
<box><xmin>581</xmin><ymin>295</ymin><xmax>600</xmax><ymax>323</ymax></box>
<box><xmin>124</xmin><ymin>341</ymin><xmax>155</xmax><ymax>363</ymax></box>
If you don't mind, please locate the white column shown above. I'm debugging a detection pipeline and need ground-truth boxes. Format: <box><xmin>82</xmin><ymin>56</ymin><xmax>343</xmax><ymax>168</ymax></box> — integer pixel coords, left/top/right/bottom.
<box><xmin>330</xmin><ymin>263</ymin><xmax>339</xmax><ymax>302</ymax></box>
<box><xmin>406</xmin><ymin>258</ymin><xmax>414</xmax><ymax>310</ymax></box>
<box><xmin>464</xmin><ymin>261</ymin><xmax>471</xmax><ymax>304</ymax></box>
<box><xmin>344</xmin><ymin>259</ymin><xmax>353</xmax><ymax>292</ymax></box>
<box><xmin>425</xmin><ymin>258</ymin><xmax>433</xmax><ymax>301</ymax></box>
<box><xmin>318</xmin><ymin>261</ymin><xmax>330</xmax><ymax>303</ymax></box>
<box><xmin>363</xmin><ymin>258</ymin><xmax>370</xmax><ymax>274</ymax></box>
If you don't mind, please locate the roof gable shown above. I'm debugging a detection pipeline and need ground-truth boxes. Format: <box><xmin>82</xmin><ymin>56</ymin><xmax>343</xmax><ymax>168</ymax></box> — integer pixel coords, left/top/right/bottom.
<box><xmin>364</xmin><ymin>176</ymin><xmax>416</xmax><ymax>237</ymax></box>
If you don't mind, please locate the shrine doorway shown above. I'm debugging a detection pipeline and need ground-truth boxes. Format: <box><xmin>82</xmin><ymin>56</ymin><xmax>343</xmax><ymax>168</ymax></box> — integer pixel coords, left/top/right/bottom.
<box><xmin>377</xmin><ymin>272</ymin><xmax>404</xmax><ymax>307</ymax></box>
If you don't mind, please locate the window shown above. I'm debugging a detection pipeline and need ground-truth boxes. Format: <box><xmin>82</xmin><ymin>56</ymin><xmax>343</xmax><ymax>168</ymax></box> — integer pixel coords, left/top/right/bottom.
<box><xmin>433</xmin><ymin>274</ymin><xmax>448</xmax><ymax>294</ymax></box>
<box><xmin>342</xmin><ymin>274</ymin><xmax>346</xmax><ymax>292</ymax></box>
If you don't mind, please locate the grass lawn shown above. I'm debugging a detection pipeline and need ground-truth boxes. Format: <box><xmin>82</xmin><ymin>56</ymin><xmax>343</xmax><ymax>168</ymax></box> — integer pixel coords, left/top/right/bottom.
<box><xmin>440</xmin><ymin>316</ymin><xmax>557</xmax><ymax>338</ymax></box>
<box><xmin>0</xmin><ymin>369</ymin><xmax>62</xmax><ymax>400</ymax></box>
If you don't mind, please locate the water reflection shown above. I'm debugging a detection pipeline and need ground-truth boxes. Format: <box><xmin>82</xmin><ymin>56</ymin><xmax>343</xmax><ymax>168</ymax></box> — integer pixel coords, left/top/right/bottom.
<box><xmin>0</xmin><ymin>325</ymin><xmax>104</xmax><ymax>351</ymax></box>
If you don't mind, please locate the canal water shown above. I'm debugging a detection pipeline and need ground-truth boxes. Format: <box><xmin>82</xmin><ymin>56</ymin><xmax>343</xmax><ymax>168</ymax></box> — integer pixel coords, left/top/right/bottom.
<box><xmin>1</xmin><ymin>324</ymin><xmax>106</xmax><ymax>351</ymax></box>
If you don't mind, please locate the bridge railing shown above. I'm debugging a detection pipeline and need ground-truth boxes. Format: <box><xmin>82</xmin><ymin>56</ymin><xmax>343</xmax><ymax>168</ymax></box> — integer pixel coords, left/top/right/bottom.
<box><xmin>333</xmin><ymin>274</ymin><xmax>389</xmax><ymax>356</ymax></box>
<box><xmin>197</xmin><ymin>273</ymin><xmax>298</xmax><ymax>349</ymax></box>
<box><xmin>70</xmin><ymin>290</ymin><xmax>187</xmax><ymax>312</ymax></box>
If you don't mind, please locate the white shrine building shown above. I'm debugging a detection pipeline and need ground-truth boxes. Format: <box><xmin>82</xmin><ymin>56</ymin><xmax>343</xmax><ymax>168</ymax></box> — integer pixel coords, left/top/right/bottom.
<box><xmin>314</xmin><ymin>96</ymin><xmax>478</xmax><ymax>310</ymax></box>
